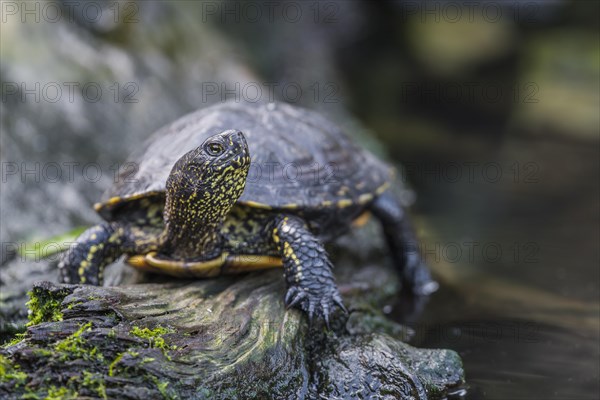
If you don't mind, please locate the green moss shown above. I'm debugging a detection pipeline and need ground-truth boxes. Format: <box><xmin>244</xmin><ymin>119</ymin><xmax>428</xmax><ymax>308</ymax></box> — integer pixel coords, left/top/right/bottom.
<box><xmin>149</xmin><ymin>375</ymin><xmax>174</xmax><ymax>400</ymax></box>
<box><xmin>33</xmin><ymin>348</ymin><xmax>53</xmax><ymax>357</ymax></box>
<box><xmin>130</xmin><ymin>326</ymin><xmax>176</xmax><ymax>359</ymax></box>
<box><xmin>26</xmin><ymin>288</ymin><xmax>69</xmax><ymax>327</ymax></box>
<box><xmin>1</xmin><ymin>332</ymin><xmax>26</xmax><ymax>348</ymax></box>
<box><xmin>0</xmin><ymin>354</ymin><xmax>27</xmax><ymax>386</ymax></box>
<box><xmin>130</xmin><ymin>326</ymin><xmax>172</xmax><ymax>344</ymax></box>
<box><xmin>108</xmin><ymin>352</ymin><xmax>124</xmax><ymax>377</ymax></box>
<box><xmin>81</xmin><ymin>371</ymin><xmax>107</xmax><ymax>399</ymax></box>
<box><xmin>21</xmin><ymin>388</ymin><xmax>41</xmax><ymax>399</ymax></box>
<box><xmin>66</xmin><ymin>301</ymin><xmax>83</xmax><ymax>310</ymax></box>
<box><xmin>54</xmin><ymin>322</ymin><xmax>103</xmax><ymax>362</ymax></box>
<box><xmin>44</xmin><ymin>386</ymin><xmax>78</xmax><ymax>399</ymax></box>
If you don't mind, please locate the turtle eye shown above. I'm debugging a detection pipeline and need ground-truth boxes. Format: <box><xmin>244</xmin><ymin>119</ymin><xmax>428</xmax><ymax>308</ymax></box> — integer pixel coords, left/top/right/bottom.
<box><xmin>205</xmin><ymin>142</ymin><xmax>225</xmax><ymax>156</ymax></box>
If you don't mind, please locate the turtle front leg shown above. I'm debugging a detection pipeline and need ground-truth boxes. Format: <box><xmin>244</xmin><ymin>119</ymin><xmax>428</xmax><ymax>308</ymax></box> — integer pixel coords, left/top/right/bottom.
<box><xmin>58</xmin><ymin>223</ymin><xmax>125</xmax><ymax>285</ymax></box>
<box><xmin>271</xmin><ymin>215</ymin><xmax>346</xmax><ymax>326</ymax></box>
<box><xmin>369</xmin><ymin>191</ymin><xmax>438</xmax><ymax>295</ymax></box>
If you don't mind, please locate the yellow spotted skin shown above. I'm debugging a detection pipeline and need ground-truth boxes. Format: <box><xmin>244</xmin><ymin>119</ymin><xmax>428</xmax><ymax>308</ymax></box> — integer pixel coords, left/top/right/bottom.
<box><xmin>59</xmin><ymin>130</ymin><xmax>251</xmax><ymax>284</ymax></box>
<box><xmin>270</xmin><ymin>214</ymin><xmax>345</xmax><ymax>322</ymax></box>
<box><xmin>161</xmin><ymin>140</ymin><xmax>251</xmax><ymax>261</ymax></box>
<box><xmin>59</xmin><ymin>223</ymin><xmax>120</xmax><ymax>285</ymax></box>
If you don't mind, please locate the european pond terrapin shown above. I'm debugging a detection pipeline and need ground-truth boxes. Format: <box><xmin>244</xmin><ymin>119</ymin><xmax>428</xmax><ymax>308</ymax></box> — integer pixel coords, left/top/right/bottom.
<box><xmin>59</xmin><ymin>102</ymin><xmax>436</xmax><ymax>323</ymax></box>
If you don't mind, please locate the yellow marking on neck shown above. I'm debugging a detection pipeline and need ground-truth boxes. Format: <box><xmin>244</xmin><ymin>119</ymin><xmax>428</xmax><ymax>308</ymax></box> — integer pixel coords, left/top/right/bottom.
<box><xmin>337</xmin><ymin>199</ymin><xmax>353</xmax><ymax>208</ymax></box>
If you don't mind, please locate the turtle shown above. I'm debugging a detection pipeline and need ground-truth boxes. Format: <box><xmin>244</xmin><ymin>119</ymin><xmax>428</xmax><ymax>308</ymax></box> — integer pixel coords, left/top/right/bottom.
<box><xmin>59</xmin><ymin>101</ymin><xmax>436</xmax><ymax>323</ymax></box>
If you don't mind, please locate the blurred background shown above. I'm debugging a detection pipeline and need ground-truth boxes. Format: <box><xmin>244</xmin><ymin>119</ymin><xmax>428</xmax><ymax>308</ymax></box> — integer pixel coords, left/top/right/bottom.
<box><xmin>1</xmin><ymin>0</ymin><xmax>598</xmax><ymax>399</ymax></box>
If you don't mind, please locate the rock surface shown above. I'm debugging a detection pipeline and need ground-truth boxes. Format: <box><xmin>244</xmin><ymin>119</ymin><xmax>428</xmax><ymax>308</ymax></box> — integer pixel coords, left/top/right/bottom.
<box><xmin>1</xmin><ymin>270</ymin><xmax>463</xmax><ymax>399</ymax></box>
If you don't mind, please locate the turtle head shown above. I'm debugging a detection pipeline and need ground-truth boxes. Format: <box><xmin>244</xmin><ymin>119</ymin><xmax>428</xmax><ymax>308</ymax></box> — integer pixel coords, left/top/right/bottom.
<box><xmin>169</xmin><ymin>129</ymin><xmax>250</xmax><ymax>190</ymax></box>
<box><xmin>163</xmin><ymin>130</ymin><xmax>250</xmax><ymax>259</ymax></box>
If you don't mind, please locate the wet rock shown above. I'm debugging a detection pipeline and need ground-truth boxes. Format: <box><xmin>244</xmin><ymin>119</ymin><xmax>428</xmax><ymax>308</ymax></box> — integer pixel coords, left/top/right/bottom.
<box><xmin>312</xmin><ymin>332</ymin><xmax>463</xmax><ymax>399</ymax></box>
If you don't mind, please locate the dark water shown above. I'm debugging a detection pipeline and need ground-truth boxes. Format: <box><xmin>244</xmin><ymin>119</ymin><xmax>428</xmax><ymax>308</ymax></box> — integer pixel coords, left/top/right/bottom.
<box><xmin>394</xmin><ymin>138</ymin><xmax>600</xmax><ymax>399</ymax></box>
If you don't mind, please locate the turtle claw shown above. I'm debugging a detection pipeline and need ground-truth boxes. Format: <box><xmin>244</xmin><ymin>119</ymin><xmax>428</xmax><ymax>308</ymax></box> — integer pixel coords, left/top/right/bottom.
<box><xmin>284</xmin><ymin>284</ymin><xmax>346</xmax><ymax>329</ymax></box>
<box><xmin>285</xmin><ymin>287</ymin><xmax>307</xmax><ymax>309</ymax></box>
<box><xmin>321</xmin><ymin>301</ymin><xmax>331</xmax><ymax>330</ymax></box>
<box><xmin>284</xmin><ymin>286</ymin><xmax>296</xmax><ymax>306</ymax></box>
<box><xmin>307</xmin><ymin>301</ymin><xmax>316</xmax><ymax>323</ymax></box>
<box><xmin>333</xmin><ymin>294</ymin><xmax>348</xmax><ymax>315</ymax></box>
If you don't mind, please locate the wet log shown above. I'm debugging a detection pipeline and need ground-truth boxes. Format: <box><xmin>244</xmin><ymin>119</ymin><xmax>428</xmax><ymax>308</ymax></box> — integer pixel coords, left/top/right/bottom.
<box><xmin>1</xmin><ymin>273</ymin><xmax>463</xmax><ymax>400</ymax></box>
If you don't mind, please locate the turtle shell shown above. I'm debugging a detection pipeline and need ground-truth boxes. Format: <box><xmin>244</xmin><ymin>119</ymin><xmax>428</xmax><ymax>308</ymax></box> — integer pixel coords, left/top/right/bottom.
<box><xmin>96</xmin><ymin>102</ymin><xmax>392</xmax><ymax>220</ymax></box>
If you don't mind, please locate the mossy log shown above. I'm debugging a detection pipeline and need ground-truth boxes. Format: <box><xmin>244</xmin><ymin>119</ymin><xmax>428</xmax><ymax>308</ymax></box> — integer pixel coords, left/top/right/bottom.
<box><xmin>1</xmin><ymin>223</ymin><xmax>464</xmax><ymax>399</ymax></box>
<box><xmin>1</xmin><ymin>273</ymin><xmax>463</xmax><ymax>399</ymax></box>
